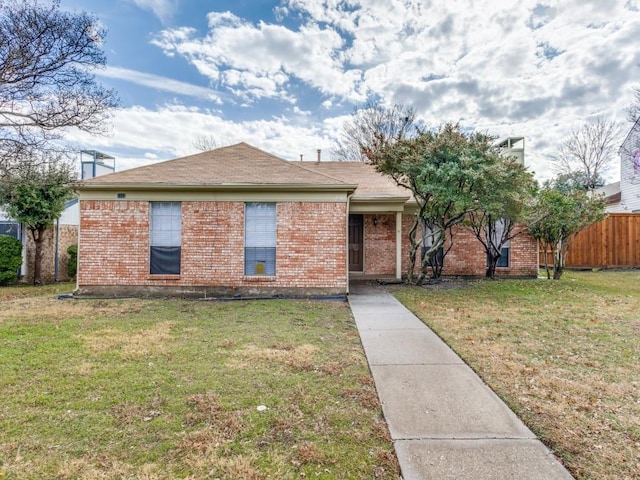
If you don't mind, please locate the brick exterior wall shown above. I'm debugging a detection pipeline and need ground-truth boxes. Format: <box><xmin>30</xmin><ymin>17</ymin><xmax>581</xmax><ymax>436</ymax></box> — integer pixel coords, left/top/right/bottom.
<box><xmin>363</xmin><ymin>213</ymin><xmax>396</xmax><ymax>275</ymax></box>
<box><xmin>358</xmin><ymin>213</ymin><xmax>539</xmax><ymax>278</ymax></box>
<box><xmin>78</xmin><ymin>200</ymin><xmax>347</xmax><ymax>296</ymax></box>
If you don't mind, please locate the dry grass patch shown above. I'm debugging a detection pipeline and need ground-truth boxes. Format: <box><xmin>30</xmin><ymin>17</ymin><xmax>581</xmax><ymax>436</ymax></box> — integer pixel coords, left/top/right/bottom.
<box><xmin>393</xmin><ymin>270</ymin><xmax>640</xmax><ymax>480</ymax></box>
<box><xmin>228</xmin><ymin>343</ymin><xmax>320</xmax><ymax>371</ymax></box>
<box><xmin>81</xmin><ymin>322</ymin><xmax>173</xmax><ymax>359</ymax></box>
<box><xmin>342</xmin><ymin>387</ymin><xmax>381</xmax><ymax>410</ymax></box>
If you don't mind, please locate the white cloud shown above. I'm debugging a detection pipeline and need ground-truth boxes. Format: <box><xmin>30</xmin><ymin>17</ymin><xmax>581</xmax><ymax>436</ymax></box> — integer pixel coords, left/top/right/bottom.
<box><xmin>129</xmin><ymin>0</ymin><xmax>177</xmax><ymax>23</ymax></box>
<box><xmin>151</xmin><ymin>10</ymin><xmax>364</xmax><ymax>101</ymax></box>
<box><xmin>98</xmin><ymin>66</ymin><xmax>224</xmax><ymax>103</ymax></box>
<box><xmin>81</xmin><ymin>0</ymin><xmax>640</xmax><ymax>183</ymax></box>
<box><xmin>63</xmin><ymin>104</ymin><xmax>340</xmax><ymax>171</ymax></box>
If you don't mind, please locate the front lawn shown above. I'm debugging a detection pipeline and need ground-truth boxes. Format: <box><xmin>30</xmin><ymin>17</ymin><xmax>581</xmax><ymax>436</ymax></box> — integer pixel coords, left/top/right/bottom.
<box><xmin>392</xmin><ymin>270</ymin><xmax>640</xmax><ymax>480</ymax></box>
<box><xmin>0</xmin><ymin>287</ymin><xmax>399</xmax><ymax>479</ymax></box>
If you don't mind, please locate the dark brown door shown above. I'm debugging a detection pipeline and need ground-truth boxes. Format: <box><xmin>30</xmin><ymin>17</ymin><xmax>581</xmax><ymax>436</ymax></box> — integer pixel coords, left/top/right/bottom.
<box><xmin>349</xmin><ymin>214</ymin><xmax>364</xmax><ymax>271</ymax></box>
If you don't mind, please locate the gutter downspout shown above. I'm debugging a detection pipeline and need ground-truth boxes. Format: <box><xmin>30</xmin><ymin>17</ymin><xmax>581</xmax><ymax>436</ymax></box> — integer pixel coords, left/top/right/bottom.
<box><xmin>54</xmin><ymin>218</ymin><xmax>60</xmax><ymax>282</ymax></box>
<box><xmin>346</xmin><ymin>192</ymin><xmax>354</xmax><ymax>295</ymax></box>
<box><xmin>395</xmin><ymin>211</ymin><xmax>402</xmax><ymax>280</ymax></box>
<box><xmin>75</xmin><ymin>194</ymin><xmax>80</xmax><ymax>293</ymax></box>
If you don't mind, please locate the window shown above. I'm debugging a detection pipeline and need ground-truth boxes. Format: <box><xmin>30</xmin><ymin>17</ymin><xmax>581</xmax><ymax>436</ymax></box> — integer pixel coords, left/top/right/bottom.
<box><xmin>421</xmin><ymin>220</ymin><xmax>444</xmax><ymax>268</ymax></box>
<box><xmin>245</xmin><ymin>203</ymin><xmax>276</xmax><ymax>276</ymax></box>
<box><xmin>150</xmin><ymin>202</ymin><xmax>181</xmax><ymax>275</ymax></box>
<box><xmin>488</xmin><ymin>218</ymin><xmax>510</xmax><ymax>268</ymax></box>
<box><xmin>0</xmin><ymin>221</ymin><xmax>21</xmax><ymax>239</ymax></box>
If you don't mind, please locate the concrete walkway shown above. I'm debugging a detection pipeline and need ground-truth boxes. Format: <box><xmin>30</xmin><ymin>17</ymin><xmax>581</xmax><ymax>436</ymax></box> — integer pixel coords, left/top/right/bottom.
<box><xmin>348</xmin><ymin>282</ymin><xmax>575</xmax><ymax>480</ymax></box>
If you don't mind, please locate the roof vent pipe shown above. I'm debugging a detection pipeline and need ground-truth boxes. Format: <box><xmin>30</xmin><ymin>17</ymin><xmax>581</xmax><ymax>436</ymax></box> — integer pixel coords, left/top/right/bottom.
<box><xmin>317</xmin><ymin>149</ymin><xmax>321</xmax><ymax>163</ymax></box>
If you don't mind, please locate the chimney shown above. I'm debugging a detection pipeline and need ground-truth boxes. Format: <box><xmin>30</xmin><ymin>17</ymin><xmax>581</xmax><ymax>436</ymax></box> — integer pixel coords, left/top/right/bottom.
<box><xmin>316</xmin><ymin>149</ymin><xmax>321</xmax><ymax>163</ymax></box>
<box><xmin>300</xmin><ymin>154</ymin><xmax>303</xmax><ymax>162</ymax></box>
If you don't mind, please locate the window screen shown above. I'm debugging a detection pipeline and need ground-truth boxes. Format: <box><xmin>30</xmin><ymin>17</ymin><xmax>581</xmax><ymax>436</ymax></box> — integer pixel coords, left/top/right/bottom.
<box><xmin>488</xmin><ymin>218</ymin><xmax>510</xmax><ymax>268</ymax></box>
<box><xmin>150</xmin><ymin>202</ymin><xmax>181</xmax><ymax>274</ymax></box>
<box><xmin>245</xmin><ymin>203</ymin><xmax>276</xmax><ymax>276</ymax></box>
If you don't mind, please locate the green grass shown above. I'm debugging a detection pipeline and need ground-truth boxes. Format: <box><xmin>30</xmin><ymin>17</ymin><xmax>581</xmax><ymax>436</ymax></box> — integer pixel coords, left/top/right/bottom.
<box><xmin>0</xmin><ymin>287</ymin><xmax>399</xmax><ymax>479</ymax></box>
<box><xmin>391</xmin><ymin>270</ymin><xmax>640</xmax><ymax>480</ymax></box>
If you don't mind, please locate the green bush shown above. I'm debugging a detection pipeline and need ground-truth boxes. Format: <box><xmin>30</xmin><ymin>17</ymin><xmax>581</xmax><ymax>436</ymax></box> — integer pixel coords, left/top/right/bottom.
<box><xmin>67</xmin><ymin>244</ymin><xmax>78</xmax><ymax>278</ymax></box>
<box><xmin>0</xmin><ymin>235</ymin><xmax>23</xmax><ymax>285</ymax></box>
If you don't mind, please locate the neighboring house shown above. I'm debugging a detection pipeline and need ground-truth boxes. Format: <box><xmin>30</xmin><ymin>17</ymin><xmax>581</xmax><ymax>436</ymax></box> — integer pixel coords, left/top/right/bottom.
<box><xmin>0</xmin><ymin>201</ymin><xmax>79</xmax><ymax>284</ymax></box>
<box><xmin>0</xmin><ymin>150</ymin><xmax>114</xmax><ymax>283</ymax></box>
<box><xmin>599</xmin><ymin>118</ymin><xmax>640</xmax><ymax>212</ymax></box>
<box><xmin>75</xmin><ymin>143</ymin><xmax>537</xmax><ymax>297</ymax></box>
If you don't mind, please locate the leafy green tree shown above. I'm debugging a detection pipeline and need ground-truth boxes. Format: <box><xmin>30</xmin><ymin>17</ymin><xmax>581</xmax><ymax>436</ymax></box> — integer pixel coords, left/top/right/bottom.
<box><xmin>0</xmin><ymin>234</ymin><xmax>22</xmax><ymax>284</ymax></box>
<box><xmin>466</xmin><ymin>158</ymin><xmax>538</xmax><ymax>278</ymax></box>
<box><xmin>67</xmin><ymin>243</ymin><xmax>77</xmax><ymax>278</ymax></box>
<box><xmin>527</xmin><ymin>182</ymin><xmax>607</xmax><ymax>279</ymax></box>
<box><xmin>367</xmin><ymin>123</ymin><xmax>502</xmax><ymax>284</ymax></box>
<box><xmin>553</xmin><ymin>170</ymin><xmax>605</xmax><ymax>193</ymax></box>
<box><xmin>0</xmin><ymin>160</ymin><xmax>75</xmax><ymax>284</ymax></box>
<box><xmin>0</xmin><ymin>0</ymin><xmax>118</xmax><ymax>177</ymax></box>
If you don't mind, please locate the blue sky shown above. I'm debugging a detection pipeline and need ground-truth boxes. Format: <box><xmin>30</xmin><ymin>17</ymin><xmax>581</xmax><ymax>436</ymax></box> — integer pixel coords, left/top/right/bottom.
<box><xmin>60</xmin><ymin>0</ymin><xmax>640</xmax><ymax>181</ymax></box>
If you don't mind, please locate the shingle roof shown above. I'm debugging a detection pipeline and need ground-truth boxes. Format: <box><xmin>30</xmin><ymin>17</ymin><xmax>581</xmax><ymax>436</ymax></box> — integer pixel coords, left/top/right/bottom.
<box><xmin>301</xmin><ymin>161</ymin><xmax>411</xmax><ymax>200</ymax></box>
<box><xmin>77</xmin><ymin>143</ymin><xmax>413</xmax><ymax>204</ymax></box>
<box><xmin>78</xmin><ymin>143</ymin><xmax>349</xmax><ymax>187</ymax></box>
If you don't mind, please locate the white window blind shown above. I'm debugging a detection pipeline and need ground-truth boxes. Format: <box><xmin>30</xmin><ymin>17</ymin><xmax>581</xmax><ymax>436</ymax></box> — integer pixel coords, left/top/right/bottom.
<box><xmin>245</xmin><ymin>203</ymin><xmax>276</xmax><ymax>275</ymax></box>
<box><xmin>151</xmin><ymin>202</ymin><xmax>181</xmax><ymax>246</ymax></box>
<box><xmin>150</xmin><ymin>202</ymin><xmax>181</xmax><ymax>275</ymax></box>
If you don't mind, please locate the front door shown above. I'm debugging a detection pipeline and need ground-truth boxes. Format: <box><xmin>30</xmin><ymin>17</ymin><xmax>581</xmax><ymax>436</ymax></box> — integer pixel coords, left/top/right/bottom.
<box><xmin>348</xmin><ymin>214</ymin><xmax>364</xmax><ymax>271</ymax></box>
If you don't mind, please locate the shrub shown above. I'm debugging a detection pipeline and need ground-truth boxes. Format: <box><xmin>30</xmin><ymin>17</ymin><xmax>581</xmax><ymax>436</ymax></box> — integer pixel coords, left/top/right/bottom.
<box><xmin>0</xmin><ymin>235</ymin><xmax>23</xmax><ymax>285</ymax></box>
<box><xmin>67</xmin><ymin>244</ymin><xmax>78</xmax><ymax>278</ymax></box>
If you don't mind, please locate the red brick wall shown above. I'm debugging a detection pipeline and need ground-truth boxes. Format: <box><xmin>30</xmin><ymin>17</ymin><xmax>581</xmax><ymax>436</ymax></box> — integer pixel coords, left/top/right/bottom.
<box><xmin>363</xmin><ymin>214</ymin><xmax>396</xmax><ymax>275</ymax></box>
<box><xmin>400</xmin><ymin>214</ymin><xmax>537</xmax><ymax>278</ymax></box>
<box><xmin>78</xmin><ymin>200</ymin><xmax>347</xmax><ymax>294</ymax></box>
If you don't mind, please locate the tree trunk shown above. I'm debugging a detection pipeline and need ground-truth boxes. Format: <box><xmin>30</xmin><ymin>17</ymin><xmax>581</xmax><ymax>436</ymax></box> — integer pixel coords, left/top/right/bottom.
<box><xmin>553</xmin><ymin>240</ymin><xmax>565</xmax><ymax>280</ymax></box>
<box><xmin>486</xmin><ymin>255</ymin><xmax>499</xmax><ymax>278</ymax></box>
<box><xmin>405</xmin><ymin>215</ymin><xmax>420</xmax><ymax>284</ymax></box>
<box><xmin>542</xmin><ymin>241</ymin><xmax>552</xmax><ymax>279</ymax></box>
<box><xmin>30</xmin><ymin>227</ymin><xmax>46</xmax><ymax>285</ymax></box>
<box><xmin>416</xmin><ymin>227</ymin><xmax>445</xmax><ymax>285</ymax></box>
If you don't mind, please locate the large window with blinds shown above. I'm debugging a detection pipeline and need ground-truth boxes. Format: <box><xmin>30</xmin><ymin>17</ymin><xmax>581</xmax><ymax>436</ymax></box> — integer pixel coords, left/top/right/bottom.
<box><xmin>150</xmin><ymin>202</ymin><xmax>181</xmax><ymax>275</ymax></box>
<box><xmin>244</xmin><ymin>202</ymin><xmax>276</xmax><ymax>276</ymax></box>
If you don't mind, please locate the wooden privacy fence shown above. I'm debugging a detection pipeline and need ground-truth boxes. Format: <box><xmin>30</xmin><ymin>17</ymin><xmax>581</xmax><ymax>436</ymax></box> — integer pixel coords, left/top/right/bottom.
<box><xmin>540</xmin><ymin>213</ymin><xmax>640</xmax><ymax>268</ymax></box>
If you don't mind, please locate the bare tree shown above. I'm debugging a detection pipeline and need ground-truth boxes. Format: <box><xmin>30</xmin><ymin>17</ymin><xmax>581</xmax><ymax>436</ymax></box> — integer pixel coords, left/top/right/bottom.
<box><xmin>192</xmin><ymin>134</ymin><xmax>219</xmax><ymax>152</ymax></box>
<box><xmin>334</xmin><ymin>102</ymin><xmax>418</xmax><ymax>162</ymax></box>
<box><xmin>0</xmin><ymin>0</ymin><xmax>118</xmax><ymax>178</ymax></box>
<box><xmin>627</xmin><ymin>87</ymin><xmax>640</xmax><ymax>123</ymax></box>
<box><xmin>553</xmin><ymin>118</ymin><xmax>620</xmax><ymax>190</ymax></box>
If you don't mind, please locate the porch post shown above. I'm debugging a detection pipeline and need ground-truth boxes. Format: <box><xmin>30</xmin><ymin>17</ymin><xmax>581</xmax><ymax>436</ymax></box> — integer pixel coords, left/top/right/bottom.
<box><xmin>395</xmin><ymin>211</ymin><xmax>402</xmax><ymax>280</ymax></box>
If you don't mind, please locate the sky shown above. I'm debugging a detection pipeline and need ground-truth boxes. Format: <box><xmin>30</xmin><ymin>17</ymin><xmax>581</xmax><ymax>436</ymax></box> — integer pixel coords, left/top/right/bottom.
<box><xmin>59</xmin><ymin>0</ymin><xmax>640</xmax><ymax>181</ymax></box>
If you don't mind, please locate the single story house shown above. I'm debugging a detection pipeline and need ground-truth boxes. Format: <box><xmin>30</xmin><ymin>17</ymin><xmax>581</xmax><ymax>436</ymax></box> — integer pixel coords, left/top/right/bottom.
<box><xmin>75</xmin><ymin>143</ymin><xmax>537</xmax><ymax>297</ymax></box>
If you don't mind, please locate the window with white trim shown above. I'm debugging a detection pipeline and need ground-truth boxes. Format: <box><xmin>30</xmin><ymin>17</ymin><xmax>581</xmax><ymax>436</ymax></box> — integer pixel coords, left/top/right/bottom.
<box><xmin>150</xmin><ymin>202</ymin><xmax>181</xmax><ymax>275</ymax></box>
<box><xmin>244</xmin><ymin>203</ymin><xmax>276</xmax><ymax>276</ymax></box>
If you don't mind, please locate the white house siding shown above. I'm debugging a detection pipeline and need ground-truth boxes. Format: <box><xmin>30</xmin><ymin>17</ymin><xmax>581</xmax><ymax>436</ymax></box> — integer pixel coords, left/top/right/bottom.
<box><xmin>59</xmin><ymin>199</ymin><xmax>79</xmax><ymax>225</ymax></box>
<box><xmin>617</xmin><ymin>120</ymin><xmax>640</xmax><ymax>212</ymax></box>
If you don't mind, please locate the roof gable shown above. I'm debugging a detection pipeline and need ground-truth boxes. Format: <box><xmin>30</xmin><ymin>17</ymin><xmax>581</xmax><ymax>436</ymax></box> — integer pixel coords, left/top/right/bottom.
<box><xmin>78</xmin><ymin>143</ymin><xmax>348</xmax><ymax>187</ymax></box>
